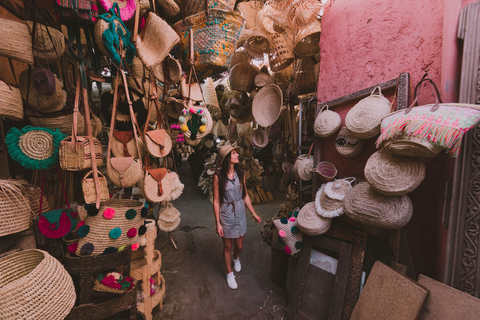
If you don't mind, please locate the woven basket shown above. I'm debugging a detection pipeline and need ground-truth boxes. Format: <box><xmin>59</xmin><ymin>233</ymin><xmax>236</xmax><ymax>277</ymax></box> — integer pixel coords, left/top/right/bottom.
<box><xmin>145</xmin><ymin>129</ymin><xmax>173</xmax><ymax>158</ymax></box>
<box><xmin>297</xmin><ymin>201</ymin><xmax>332</xmax><ymax>236</ymax></box>
<box><xmin>153</xmin><ymin>55</ymin><xmax>182</xmax><ymax>83</ymax></box>
<box><xmin>294</xmin><ymin>154</ymin><xmax>314</xmax><ymax>181</ymax></box>
<box><xmin>158</xmin><ymin>203</ymin><xmax>181</xmax><ymax>232</ymax></box>
<box><xmin>345</xmin><ymin>86</ymin><xmax>392</xmax><ymax>139</ymax></box>
<box><xmin>59</xmin><ymin>136</ymin><xmax>104</xmax><ymax>171</ymax></box>
<box><xmin>313</xmin><ymin>161</ymin><xmax>337</xmax><ymax>183</ymax></box>
<box><xmin>19</xmin><ymin>70</ymin><xmax>67</xmax><ymax>113</ymax></box>
<box><xmin>165</xmin><ymin>97</ymin><xmax>186</xmax><ymax>119</ymax></box>
<box><xmin>156</xmin><ymin>0</ymin><xmax>180</xmax><ymax>16</ymax></box>
<box><xmin>256</xmin><ymin>4</ymin><xmax>278</xmax><ymax>34</ymax></box>
<box><xmin>237</xmin><ymin>1</ymin><xmax>263</xmax><ymax>29</ymax></box>
<box><xmin>0</xmin><ymin>18</ymin><xmax>34</xmax><ymax>65</ymax></box>
<box><xmin>343</xmin><ymin>182</ymin><xmax>413</xmax><ymax>229</ymax></box>
<box><xmin>27</xmin><ymin>109</ymin><xmax>86</xmax><ymax>135</ymax></box>
<box><xmin>268</xmin><ymin>33</ymin><xmax>295</xmax><ymax>72</ymax></box>
<box><xmin>142</xmin><ymin>169</ymin><xmax>173</xmax><ymax>202</ymax></box>
<box><xmin>82</xmin><ymin>170</ymin><xmax>110</xmax><ymax>204</ymax></box>
<box><xmin>26</xmin><ymin>21</ymin><xmax>65</xmax><ymax>64</ymax></box>
<box><xmin>273</xmin><ymin>216</ymin><xmax>303</xmax><ymax>255</ymax></box>
<box><xmin>107</xmin><ymin>157</ymin><xmax>142</xmax><ymax>188</ymax></box>
<box><xmin>294</xmin><ymin>56</ymin><xmax>317</xmax><ymax>94</ymax></box>
<box><xmin>0</xmin><ymin>81</ymin><xmax>23</xmax><ymax>121</ymax></box>
<box><xmin>290</xmin><ymin>0</ymin><xmax>322</xmax><ymax>27</ymax></box>
<box><xmin>94</xmin><ymin>16</ymin><xmax>127</xmax><ymax>61</ymax></box>
<box><xmin>252</xmin><ymin>84</ymin><xmax>283</xmax><ymax>127</ymax></box>
<box><xmin>0</xmin><ymin>179</ymin><xmax>32</xmax><ymax>237</ymax></box>
<box><xmin>132</xmin><ymin>57</ymin><xmax>144</xmax><ymax>79</ymax></box>
<box><xmin>229</xmin><ymin>62</ymin><xmax>258</xmax><ymax>92</ymax></box>
<box><xmin>314</xmin><ymin>105</ymin><xmax>341</xmax><ymax>137</ymax></box>
<box><xmin>381</xmin><ymin>134</ymin><xmax>444</xmax><ymax>158</ymax></box>
<box><xmin>294</xmin><ymin>18</ymin><xmax>321</xmax><ymax>58</ymax></box>
<box><xmin>173</xmin><ymin>9</ymin><xmax>243</xmax><ymax>79</ymax></box>
<box><xmin>254</xmin><ymin>68</ymin><xmax>272</xmax><ymax>88</ymax></box>
<box><xmin>364</xmin><ymin>149</ymin><xmax>426</xmax><ymax>196</ymax></box>
<box><xmin>203</xmin><ymin>77</ymin><xmax>220</xmax><ymax>109</ymax></box>
<box><xmin>243</xmin><ymin>27</ymin><xmax>271</xmax><ymax>57</ymax></box>
<box><xmin>251</xmin><ymin>128</ymin><xmax>268</xmax><ymax>149</ymax></box>
<box><xmin>76</xmin><ymin>199</ymin><xmax>145</xmax><ymax>255</ymax></box>
<box><xmin>229</xmin><ymin>49</ymin><xmax>252</xmax><ymax>69</ymax></box>
<box><xmin>0</xmin><ymin>249</ymin><xmax>76</xmax><ymax>319</ymax></box>
<box><xmin>181</xmin><ymin>0</ymin><xmax>236</xmax><ymax>17</ymax></box>
<box><xmin>335</xmin><ymin>127</ymin><xmax>365</xmax><ymax>158</ymax></box>
<box><xmin>165</xmin><ymin>172</ymin><xmax>184</xmax><ymax>202</ymax></box>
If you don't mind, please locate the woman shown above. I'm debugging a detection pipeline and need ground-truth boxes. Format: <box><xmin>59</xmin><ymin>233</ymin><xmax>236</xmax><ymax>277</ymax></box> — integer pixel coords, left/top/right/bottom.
<box><xmin>213</xmin><ymin>145</ymin><xmax>262</xmax><ymax>289</ymax></box>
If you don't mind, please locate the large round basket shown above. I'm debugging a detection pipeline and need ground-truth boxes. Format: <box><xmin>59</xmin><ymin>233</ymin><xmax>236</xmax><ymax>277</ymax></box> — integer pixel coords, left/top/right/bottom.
<box><xmin>381</xmin><ymin>134</ymin><xmax>444</xmax><ymax>158</ymax></box>
<box><xmin>27</xmin><ymin>21</ymin><xmax>65</xmax><ymax>63</ymax></box>
<box><xmin>252</xmin><ymin>84</ymin><xmax>283</xmax><ymax>127</ymax></box>
<box><xmin>0</xmin><ymin>179</ymin><xmax>32</xmax><ymax>237</ymax></box>
<box><xmin>0</xmin><ymin>18</ymin><xmax>34</xmax><ymax>65</ymax></box>
<box><xmin>229</xmin><ymin>62</ymin><xmax>258</xmax><ymax>92</ymax></box>
<box><xmin>297</xmin><ymin>201</ymin><xmax>332</xmax><ymax>236</ymax></box>
<box><xmin>294</xmin><ymin>19</ymin><xmax>321</xmax><ymax>58</ymax></box>
<box><xmin>364</xmin><ymin>149</ymin><xmax>426</xmax><ymax>196</ymax></box>
<box><xmin>343</xmin><ymin>182</ymin><xmax>413</xmax><ymax>229</ymax></box>
<box><xmin>345</xmin><ymin>87</ymin><xmax>392</xmax><ymax>139</ymax></box>
<box><xmin>268</xmin><ymin>33</ymin><xmax>295</xmax><ymax>72</ymax></box>
<box><xmin>314</xmin><ymin>105</ymin><xmax>341</xmax><ymax>137</ymax></box>
<box><xmin>0</xmin><ymin>80</ymin><xmax>23</xmax><ymax>121</ymax></box>
<box><xmin>173</xmin><ymin>9</ymin><xmax>243</xmax><ymax>79</ymax></box>
<box><xmin>27</xmin><ymin>109</ymin><xmax>87</xmax><ymax>135</ymax></box>
<box><xmin>0</xmin><ymin>249</ymin><xmax>76</xmax><ymax>319</ymax></box>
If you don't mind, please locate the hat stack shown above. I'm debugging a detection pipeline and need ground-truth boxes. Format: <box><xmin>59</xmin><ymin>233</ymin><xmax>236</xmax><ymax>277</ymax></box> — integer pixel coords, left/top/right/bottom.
<box><xmin>158</xmin><ymin>203</ymin><xmax>181</xmax><ymax>232</ymax></box>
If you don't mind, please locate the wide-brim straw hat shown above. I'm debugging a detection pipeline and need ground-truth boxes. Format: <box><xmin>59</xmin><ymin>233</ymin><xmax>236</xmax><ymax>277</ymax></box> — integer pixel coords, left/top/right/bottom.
<box><xmin>294</xmin><ymin>154</ymin><xmax>314</xmax><ymax>181</ymax></box>
<box><xmin>153</xmin><ymin>55</ymin><xmax>182</xmax><ymax>83</ymax></box>
<box><xmin>27</xmin><ymin>21</ymin><xmax>65</xmax><ymax>64</ymax></box>
<box><xmin>19</xmin><ymin>70</ymin><xmax>66</xmax><ymax>113</ymax></box>
<box><xmin>364</xmin><ymin>149</ymin><xmax>426</xmax><ymax>196</ymax></box>
<box><xmin>343</xmin><ymin>182</ymin><xmax>413</xmax><ymax>229</ymax></box>
<box><xmin>381</xmin><ymin>134</ymin><xmax>444</xmax><ymax>158</ymax></box>
<box><xmin>0</xmin><ymin>81</ymin><xmax>23</xmax><ymax>121</ymax></box>
<box><xmin>229</xmin><ymin>62</ymin><xmax>259</xmax><ymax>92</ymax></box>
<box><xmin>203</xmin><ymin>77</ymin><xmax>220</xmax><ymax>109</ymax></box>
<box><xmin>98</xmin><ymin>0</ymin><xmax>137</xmax><ymax>21</ymax></box>
<box><xmin>315</xmin><ymin>185</ymin><xmax>343</xmax><ymax>218</ymax></box>
<box><xmin>165</xmin><ymin>97</ymin><xmax>186</xmax><ymax>119</ymax></box>
<box><xmin>335</xmin><ymin>127</ymin><xmax>365</xmax><ymax>158</ymax></box>
<box><xmin>294</xmin><ymin>18</ymin><xmax>321</xmax><ymax>58</ymax></box>
<box><xmin>297</xmin><ymin>201</ymin><xmax>332</xmax><ymax>236</ymax></box>
<box><xmin>268</xmin><ymin>33</ymin><xmax>295</xmax><ymax>72</ymax></box>
<box><xmin>345</xmin><ymin>86</ymin><xmax>392</xmax><ymax>139</ymax></box>
<box><xmin>218</xmin><ymin>145</ymin><xmax>240</xmax><ymax>167</ymax></box>
<box><xmin>237</xmin><ymin>1</ymin><xmax>263</xmax><ymax>29</ymax></box>
<box><xmin>251</xmin><ymin>128</ymin><xmax>268</xmax><ymax>149</ymax></box>
<box><xmin>136</xmin><ymin>12</ymin><xmax>180</xmax><ymax>74</ymax></box>
<box><xmin>314</xmin><ymin>105</ymin><xmax>341</xmax><ymax>137</ymax></box>
<box><xmin>252</xmin><ymin>84</ymin><xmax>283</xmax><ymax>127</ymax></box>
<box><xmin>0</xmin><ymin>18</ymin><xmax>34</xmax><ymax>65</ymax></box>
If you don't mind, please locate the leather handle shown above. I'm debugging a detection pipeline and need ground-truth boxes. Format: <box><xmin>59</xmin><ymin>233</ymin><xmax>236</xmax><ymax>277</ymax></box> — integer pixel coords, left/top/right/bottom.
<box><xmin>405</xmin><ymin>73</ymin><xmax>443</xmax><ymax>114</ymax></box>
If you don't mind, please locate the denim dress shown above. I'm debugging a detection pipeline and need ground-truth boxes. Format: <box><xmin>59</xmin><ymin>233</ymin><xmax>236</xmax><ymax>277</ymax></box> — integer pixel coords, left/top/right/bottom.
<box><xmin>219</xmin><ymin>172</ymin><xmax>247</xmax><ymax>239</ymax></box>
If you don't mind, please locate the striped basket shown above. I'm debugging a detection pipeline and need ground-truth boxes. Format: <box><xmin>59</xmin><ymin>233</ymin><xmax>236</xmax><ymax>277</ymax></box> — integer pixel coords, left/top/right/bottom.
<box><xmin>173</xmin><ymin>9</ymin><xmax>243</xmax><ymax>79</ymax></box>
<box><xmin>181</xmin><ymin>0</ymin><xmax>236</xmax><ymax>17</ymax></box>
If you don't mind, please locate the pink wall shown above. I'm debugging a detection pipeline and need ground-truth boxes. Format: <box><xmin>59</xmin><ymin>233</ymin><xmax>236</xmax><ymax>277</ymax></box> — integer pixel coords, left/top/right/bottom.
<box><xmin>316</xmin><ymin>0</ymin><xmax>473</xmax><ymax>281</ymax></box>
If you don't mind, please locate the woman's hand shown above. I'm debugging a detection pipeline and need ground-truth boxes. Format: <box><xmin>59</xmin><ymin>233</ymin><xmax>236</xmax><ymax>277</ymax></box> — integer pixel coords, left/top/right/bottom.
<box><xmin>216</xmin><ymin>222</ymin><xmax>224</xmax><ymax>237</ymax></box>
<box><xmin>253</xmin><ymin>214</ymin><xmax>262</xmax><ymax>224</ymax></box>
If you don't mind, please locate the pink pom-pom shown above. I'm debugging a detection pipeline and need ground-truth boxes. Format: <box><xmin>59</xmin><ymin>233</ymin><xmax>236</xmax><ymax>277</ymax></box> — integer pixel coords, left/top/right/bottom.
<box><xmin>278</xmin><ymin>230</ymin><xmax>286</xmax><ymax>238</ymax></box>
<box><xmin>289</xmin><ymin>217</ymin><xmax>296</xmax><ymax>222</ymax></box>
<box><xmin>284</xmin><ymin>246</ymin><xmax>292</xmax><ymax>254</ymax></box>
<box><xmin>68</xmin><ymin>242</ymin><xmax>78</xmax><ymax>254</ymax></box>
<box><xmin>77</xmin><ymin>220</ymin><xmax>85</xmax><ymax>229</ymax></box>
<box><xmin>197</xmin><ymin>109</ymin><xmax>203</xmax><ymax>115</ymax></box>
<box><xmin>189</xmin><ymin>107</ymin><xmax>196</xmax><ymax>114</ymax></box>
<box><xmin>182</xmin><ymin>110</ymin><xmax>188</xmax><ymax>116</ymax></box>
<box><xmin>131</xmin><ymin>243</ymin><xmax>140</xmax><ymax>251</ymax></box>
<box><xmin>103</xmin><ymin>208</ymin><xmax>115</xmax><ymax>219</ymax></box>
<box><xmin>127</xmin><ymin>228</ymin><xmax>137</xmax><ymax>238</ymax></box>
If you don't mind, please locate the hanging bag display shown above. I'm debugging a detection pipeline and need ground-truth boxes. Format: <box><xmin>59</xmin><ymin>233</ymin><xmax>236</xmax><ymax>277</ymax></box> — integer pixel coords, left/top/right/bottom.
<box><xmin>143</xmin><ymin>167</ymin><xmax>173</xmax><ymax>203</ymax></box>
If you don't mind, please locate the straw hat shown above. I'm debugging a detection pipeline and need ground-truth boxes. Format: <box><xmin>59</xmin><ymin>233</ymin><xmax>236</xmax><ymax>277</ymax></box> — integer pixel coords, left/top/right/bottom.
<box><xmin>294</xmin><ymin>154</ymin><xmax>314</xmax><ymax>181</ymax></box>
<box><xmin>19</xmin><ymin>69</ymin><xmax>66</xmax><ymax>113</ymax></box>
<box><xmin>381</xmin><ymin>134</ymin><xmax>444</xmax><ymax>158</ymax></box>
<box><xmin>27</xmin><ymin>21</ymin><xmax>65</xmax><ymax>64</ymax></box>
<box><xmin>165</xmin><ymin>97</ymin><xmax>186</xmax><ymax>119</ymax></box>
<box><xmin>0</xmin><ymin>18</ymin><xmax>34</xmax><ymax>65</ymax></box>
<box><xmin>0</xmin><ymin>80</ymin><xmax>23</xmax><ymax>121</ymax></box>
<box><xmin>252</xmin><ymin>84</ymin><xmax>283</xmax><ymax>127</ymax></box>
<box><xmin>153</xmin><ymin>55</ymin><xmax>182</xmax><ymax>83</ymax></box>
<box><xmin>324</xmin><ymin>178</ymin><xmax>356</xmax><ymax>200</ymax></box>
<box><xmin>297</xmin><ymin>201</ymin><xmax>332</xmax><ymax>236</ymax></box>
<box><xmin>237</xmin><ymin>1</ymin><xmax>263</xmax><ymax>29</ymax></box>
<box><xmin>136</xmin><ymin>13</ymin><xmax>180</xmax><ymax>79</ymax></box>
<box><xmin>294</xmin><ymin>19</ymin><xmax>321</xmax><ymax>58</ymax></box>
<box><xmin>344</xmin><ymin>182</ymin><xmax>413</xmax><ymax>229</ymax></box>
<box><xmin>314</xmin><ymin>105</ymin><xmax>341</xmax><ymax>137</ymax></box>
<box><xmin>251</xmin><ymin>128</ymin><xmax>268</xmax><ymax>149</ymax></box>
<box><xmin>345</xmin><ymin>86</ymin><xmax>392</xmax><ymax>139</ymax></box>
<box><xmin>268</xmin><ymin>33</ymin><xmax>295</xmax><ymax>72</ymax></box>
<box><xmin>364</xmin><ymin>149</ymin><xmax>426</xmax><ymax>196</ymax></box>
<box><xmin>335</xmin><ymin>127</ymin><xmax>365</xmax><ymax>158</ymax></box>
<box><xmin>203</xmin><ymin>78</ymin><xmax>220</xmax><ymax>109</ymax></box>
<box><xmin>315</xmin><ymin>179</ymin><xmax>355</xmax><ymax>218</ymax></box>
<box><xmin>218</xmin><ymin>145</ymin><xmax>240</xmax><ymax>166</ymax></box>
<box><xmin>98</xmin><ymin>0</ymin><xmax>137</xmax><ymax>21</ymax></box>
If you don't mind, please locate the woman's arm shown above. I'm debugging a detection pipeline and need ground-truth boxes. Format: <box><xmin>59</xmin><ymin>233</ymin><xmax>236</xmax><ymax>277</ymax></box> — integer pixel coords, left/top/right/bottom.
<box><xmin>243</xmin><ymin>176</ymin><xmax>262</xmax><ymax>224</ymax></box>
<box><xmin>213</xmin><ymin>175</ymin><xmax>224</xmax><ymax>236</ymax></box>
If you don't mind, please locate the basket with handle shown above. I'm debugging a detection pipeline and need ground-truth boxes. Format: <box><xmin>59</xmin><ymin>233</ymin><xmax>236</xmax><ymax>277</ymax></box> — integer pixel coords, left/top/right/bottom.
<box><xmin>312</xmin><ymin>161</ymin><xmax>338</xmax><ymax>183</ymax></box>
<box><xmin>82</xmin><ymin>170</ymin><xmax>110</xmax><ymax>204</ymax></box>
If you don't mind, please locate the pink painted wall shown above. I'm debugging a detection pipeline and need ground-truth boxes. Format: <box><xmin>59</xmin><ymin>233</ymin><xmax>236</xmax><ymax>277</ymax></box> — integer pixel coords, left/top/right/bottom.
<box><xmin>316</xmin><ymin>0</ymin><xmax>475</xmax><ymax>281</ymax></box>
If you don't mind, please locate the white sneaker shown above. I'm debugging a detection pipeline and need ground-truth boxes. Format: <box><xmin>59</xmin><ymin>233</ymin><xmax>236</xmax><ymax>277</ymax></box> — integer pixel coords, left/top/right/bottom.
<box><xmin>226</xmin><ymin>272</ymin><xmax>238</xmax><ymax>289</ymax></box>
<box><xmin>233</xmin><ymin>257</ymin><xmax>241</xmax><ymax>272</ymax></box>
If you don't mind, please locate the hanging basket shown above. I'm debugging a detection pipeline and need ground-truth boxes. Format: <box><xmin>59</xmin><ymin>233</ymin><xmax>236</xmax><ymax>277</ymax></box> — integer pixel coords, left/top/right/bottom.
<box><xmin>229</xmin><ymin>62</ymin><xmax>258</xmax><ymax>92</ymax></box>
<box><xmin>0</xmin><ymin>80</ymin><xmax>23</xmax><ymax>121</ymax></box>
<box><xmin>180</xmin><ymin>0</ymin><xmax>236</xmax><ymax>17</ymax></box>
<box><xmin>314</xmin><ymin>105</ymin><xmax>341</xmax><ymax>137</ymax></box>
<box><xmin>268</xmin><ymin>33</ymin><xmax>295</xmax><ymax>72</ymax></box>
<box><xmin>0</xmin><ymin>179</ymin><xmax>32</xmax><ymax>237</ymax></box>
<box><xmin>294</xmin><ymin>18</ymin><xmax>321</xmax><ymax>58</ymax></box>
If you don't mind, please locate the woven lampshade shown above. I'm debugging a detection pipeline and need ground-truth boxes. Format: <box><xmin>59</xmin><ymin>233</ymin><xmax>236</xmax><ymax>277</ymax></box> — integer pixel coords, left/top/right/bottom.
<box><xmin>243</xmin><ymin>27</ymin><xmax>271</xmax><ymax>57</ymax></box>
<box><xmin>229</xmin><ymin>62</ymin><xmax>258</xmax><ymax>92</ymax></box>
<box><xmin>252</xmin><ymin>84</ymin><xmax>283</xmax><ymax>127</ymax></box>
<box><xmin>343</xmin><ymin>182</ymin><xmax>413</xmax><ymax>229</ymax></box>
<box><xmin>314</xmin><ymin>105</ymin><xmax>341</xmax><ymax>137</ymax></box>
<box><xmin>297</xmin><ymin>201</ymin><xmax>332</xmax><ymax>236</ymax></box>
<box><xmin>294</xmin><ymin>18</ymin><xmax>321</xmax><ymax>58</ymax></box>
<box><xmin>364</xmin><ymin>149</ymin><xmax>426</xmax><ymax>196</ymax></box>
<box><xmin>268</xmin><ymin>33</ymin><xmax>295</xmax><ymax>72</ymax></box>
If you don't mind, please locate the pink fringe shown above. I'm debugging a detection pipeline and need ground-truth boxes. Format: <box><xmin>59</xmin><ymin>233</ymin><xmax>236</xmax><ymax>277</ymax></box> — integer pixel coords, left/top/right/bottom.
<box><xmin>98</xmin><ymin>0</ymin><xmax>137</xmax><ymax>21</ymax></box>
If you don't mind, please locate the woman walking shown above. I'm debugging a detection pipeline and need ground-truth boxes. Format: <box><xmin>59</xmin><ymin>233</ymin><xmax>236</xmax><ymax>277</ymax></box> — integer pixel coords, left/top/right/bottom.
<box><xmin>213</xmin><ymin>145</ymin><xmax>262</xmax><ymax>289</ymax></box>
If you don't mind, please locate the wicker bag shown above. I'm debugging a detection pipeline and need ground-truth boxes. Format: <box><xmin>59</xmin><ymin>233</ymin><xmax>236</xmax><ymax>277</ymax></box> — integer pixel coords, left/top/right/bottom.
<box><xmin>0</xmin><ymin>18</ymin><xmax>34</xmax><ymax>65</ymax></box>
<box><xmin>76</xmin><ymin>199</ymin><xmax>146</xmax><ymax>255</ymax></box>
<box><xmin>312</xmin><ymin>161</ymin><xmax>338</xmax><ymax>183</ymax></box>
<box><xmin>0</xmin><ymin>179</ymin><xmax>32</xmax><ymax>237</ymax></box>
<box><xmin>27</xmin><ymin>108</ymin><xmax>86</xmax><ymax>135</ymax></box>
<box><xmin>0</xmin><ymin>249</ymin><xmax>76</xmax><ymax>319</ymax></box>
<box><xmin>143</xmin><ymin>168</ymin><xmax>173</xmax><ymax>203</ymax></box>
<box><xmin>158</xmin><ymin>203</ymin><xmax>181</xmax><ymax>232</ymax></box>
<box><xmin>173</xmin><ymin>9</ymin><xmax>243</xmax><ymax>79</ymax></box>
<box><xmin>82</xmin><ymin>170</ymin><xmax>110</xmax><ymax>204</ymax></box>
<box><xmin>335</xmin><ymin>127</ymin><xmax>365</xmax><ymax>158</ymax></box>
<box><xmin>111</xmin><ymin>131</ymin><xmax>144</xmax><ymax>158</ymax></box>
<box><xmin>0</xmin><ymin>80</ymin><xmax>24</xmax><ymax>121</ymax></box>
<box><xmin>314</xmin><ymin>105</ymin><xmax>341</xmax><ymax>137</ymax></box>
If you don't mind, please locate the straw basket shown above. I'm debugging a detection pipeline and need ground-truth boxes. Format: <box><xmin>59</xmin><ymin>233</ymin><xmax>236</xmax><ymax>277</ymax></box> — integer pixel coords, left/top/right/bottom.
<box><xmin>203</xmin><ymin>77</ymin><xmax>220</xmax><ymax>109</ymax></box>
<box><xmin>294</xmin><ymin>18</ymin><xmax>321</xmax><ymax>58</ymax></box>
<box><xmin>76</xmin><ymin>199</ymin><xmax>145</xmax><ymax>255</ymax></box>
<box><xmin>181</xmin><ymin>0</ymin><xmax>236</xmax><ymax>17</ymax></box>
<box><xmin>256</xmin><ymin>4</ymin><xmax>277</xmax><ymax>34</ymax></box>
<box><xmin>94</xmin><ymin>16</ymin><xmax>127</xmax><ymax>61</ymax></box>
<box><xmin>19</xmin><ymin>70</ymin><xmax>67</xmax><ymax>113</ymax></box>
<box><xmin>343</xmin><ymin>182</ymin><xmax>413</xmax><ymax>229</ymax></box>
<box><xmin>173</xmin><ymin>9</ymin><xmax>243</xmax><ymax>79</ymax></box>
<box><xmin>27</xmin><ymin>109</ymin><xmax>86</xmax><ymax>135</ymax></box>
<box><xmin>230</xmin><ymin>49</ymin><xmax>252</xmax><ymax>68</ymax></box>
<box><xmin>107</xmin><ymin>157</ymin><xmax>142</xmax><ymax>188</ymax></box>
<box><xmin>111</xmin><ymin>133</ymin><xmax>144</xmax><ymax>158</ymax></box>
<box><xmin>0</xmin><ymin>81</ymin><xmax>23</xmax><ymax>121</ymax></box>
<box><xmin>290</xmin><ymin>0</ymin><xmax>322</xmax><ymax>27</ymax></box>
<box><xmin>312</xmin><ymin>161</ymin><xmax>337</xmax><ymax>182</ymax></box>
<box><xmin>0</xmin><ymin>249</ymin><xmax>76</xmax><ymax>319</ymax></box>
<box><xmin>243</xmin><ymin>27</ymin><xmax>271</xmax><ymax>57</ymax></box>
<box><xmin>254</xmin><ymin>67</ymin><xmax>271</xmax><ymax>88</ymax></box>
<box><xmin>297</xmin><ymin>201</ymin><xmax>332</xmax><ymax>236</ymax></box>
<box><xmin>82</xmin><ymin>170</ymin><xmax>110</xmax><ymax>204</ymax></box>
<box><xmin>268</xmin><ymin>33</ymin><xmax>295</xmax><ymax>72</ymax></box>
<box><xmin>335</xmin><ymin>127</ymin><xmax>364</xmax><ymax>158</ymax></box>
<box><xmin>364</xmin><ymin>149</ymin><xmax>426</xmax><ymax>196</ymax></box>
<box><xmin>59</xmin><ymin>136</ymin><xmax>104</xmax><ymax>171</ymax></box>
<box><xmin>229</xmin><ymin>63</ymin><xmax>258</xmax><ymax>92</ymax></box>
<box><xmin>294</xmin><ymin>154</ymin><xmax>314</xmax><ymax>181</ymax></box>
<box><xmin>156</xmin><ymin>0</ymin><xmax>180</xmax><ymax>16</ymax></box>
<box><xmin>345</xmin><ymin>86</ymin><xmax>392</xmax><ymax>139</ymax></box>
<box><xmin>26</xmin><ymin>21</ymin><xmax>65</xmax><ymax>64</ymax></box>
<box><xmin>381</xmin><ymin>134</ymin><xmax>444</xmax><ymax>158</ymax></box>
<box><xmin>153</xmin><ymin>55</ymin><xmax>182</xmax><ymax>83</ymax></box>
<box><xmin>314</xmin><ymin>105</ymin><xmax>341</xmax><ymax>137</ymax></box>
<box><xmin>237</xmin><ymin>1</ymin><xmax>263</xmax><ymax>29</ymax></box>
<box><xmin>251</xmin><ymin>128</ymin><xmax>269</xmax><ymax>149</ymax></box>
<box><xmin>158</xmin><ymin>203</ymin><xmax>181</xmax><ymax>232</ymax></box>
<box><xmin>252</xmin><ymin>84</ymin><xmax>283</xmax><ymax>127</ymax></box>
<box><xmin>0</xmin><ymin>179</ymin><xmax>32</xmax><ymax>237</ymax></box>
<box><xmin>0</xmin><ymin>18</ymin><xmax>34</xmax><ymax>65</ymax></box>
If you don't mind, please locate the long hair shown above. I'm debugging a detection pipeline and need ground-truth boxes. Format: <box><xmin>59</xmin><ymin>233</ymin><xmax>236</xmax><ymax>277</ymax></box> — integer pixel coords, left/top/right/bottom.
<box><xmin>217</xmin><ymin>151</ymin><xmax>245</xmax><ymax>205</ymax></box>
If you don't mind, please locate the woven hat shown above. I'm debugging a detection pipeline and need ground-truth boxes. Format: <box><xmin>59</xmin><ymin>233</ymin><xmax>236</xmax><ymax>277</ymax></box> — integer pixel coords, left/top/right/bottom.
<box><xmin>98</xmin><ymin>0</ymin><xmax>137</xmax><ymax>21</ymax></box>
<box><xmin>153</xmin><ymin>55</ymin><xmax>182</xmax><ymax>83</ymax></box>
<box><xmin>294</xmin><ymin>18</ymin><xmax>321</xmax><ymax>58</ymax></box>
<box><xmin>0</xmin><ymin>18</ymin><xmax>34</xmax><ymax>65</ymax></box>
<box><xmin>252</xmin><ymin>84</ymin><xmax>283</xmax><ymax>127</ymax></box>
<box><xmin>268</xmin><ymin>33</ymin><xmax>295</xmax><ymax>72</ymax></box>
<box><xmin>0</xmin><ymin>249</ymin><xmax>76</xmax><ymax>319</ymax></box>
<box><xmin>27</xmin><ymin>21</ymin><xmax>65</xmax><ymax>64</ymax></box>
<box><xmin>0</xmin><ymin>80</ymin><xmax>23</xmax><ymax>121</ymax></box>
<box><xmin>294</xmin><ymin>154</ymin><xmax>314</xmax><ymax>181</ymax></box>
<box><xmin>335</xmin><ymin>127</ymin><xmax>365</xmax><ymax>158</ymax></box>
<box><xmin>237</xmin><ymin>1</ymin><xmax>263</xmax><ymax>29</ymax></box>
<box><xmin>273</xmin><ymin>216</ymin><xmax>303</xmax><ymax>255</ymax></box>
<box><xmin>251</xmin><ymin>128</ymin><xmax>268</xmax><ymax>149</ymax></box>
<box><xmin>6</xmin><ymin>126</ymin><xmax>66</xmax><ymax>170</ymax></box>
<box><xmin>364</xmin><ymin>149</ymin><xmax>426</xmax><ymax>196</ymax></box>
<box><xmin>315</xmin><ymin>179</ymin><xmax>355</xmax><ymax>218</ymax></box>
<box><xmin>218</xmin><ymin>144</ymin><xmax>240</xmax><ymax>167</ymax></box>
<box><xmin>136</xmin><ymin>13</ymin><xmax>180</xmax><ymax>78</ymax></box>
<box><xmin>314</xmin><ymin>105</ymin><xmax>341</xmax><ymax>137</ymax></box>
<box><xmin>158</xmin><ymin>203</ymin><xmax>181</xmax><ymax>232</ymax></box>
<box><xmin>312</xmin><ymin>161</ymin><xmax>338</xmax><ymax>183</ymax></box>
<box><xmin>343</xmin><ymin>182</ymin><xmax>413</xmax><ymax>229</ymax></box>
<box><xmin>324</xmin><ymin>177</ymin><xmax>356</xmax><ymax>200</ymax></box>
<box><xmin>381</xmin><ymin>134</ymin><xmax>444</xmax><ymax>158</ymax></box>
<box><xmin>229</xmin><ymin>62</ymin><xmax>258</xmax><ymax>92</ymax></box>
<box><xmin>345</xmin><ymin>86</ymin><xmax>392</xmax><ymax>139</ymax></box>
<box><xmin>297</xmin><ymin>201</ymin><xmax>332</xmax><ymax>236</ymax></box>
<box><xmin>213</xmin><ymin>120</ymin><xmax>228</xmax><ymax>137</ymax></box>
<box><xmin>19</xmin><ymin>69</ymin><xmax>66</xmax><ymax>113</ymax></box>
<box><xmin>203</xmin><ymin>77</ymin><xmax>220</xmax><ymax>109</ymax></box>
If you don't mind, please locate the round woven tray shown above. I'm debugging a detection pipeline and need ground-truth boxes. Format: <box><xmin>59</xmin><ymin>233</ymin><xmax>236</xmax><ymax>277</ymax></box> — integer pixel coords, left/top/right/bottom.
<box><xmin>297</xmin><ymin>201</ymin><xmax>332</xmax><ymax>236</ymax></box>
<box><xmin>381</xmin><ymin>134</ymin><xmax>444</xmax><ymax>158</ymax></box>
<box><xmin>314</xmin><ymin>105</ymin><xmax>341</xmax><ymax>137</ymax></box>
<box><xmin>252</xmin><ymin>84</ymin><xmax>283</xmax><ymax>127</ymax></box>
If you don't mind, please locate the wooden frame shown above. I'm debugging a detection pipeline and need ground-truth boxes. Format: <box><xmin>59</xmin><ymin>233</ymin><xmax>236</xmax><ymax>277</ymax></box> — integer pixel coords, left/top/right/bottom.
<box><xmin>286</xmin><ymin>226</ymin><xmax>367</xmax><ymax>320</ymax></box>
